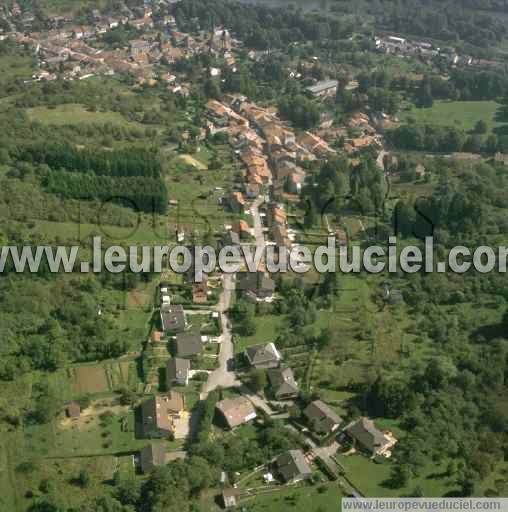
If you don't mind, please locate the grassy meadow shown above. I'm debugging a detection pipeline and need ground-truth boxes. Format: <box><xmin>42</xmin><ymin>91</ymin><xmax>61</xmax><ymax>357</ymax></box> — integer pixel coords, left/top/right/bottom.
<box><xmin>402</xmin><ymin>100</ymin><xmax>502</xmax><ymax>133</ymax></box>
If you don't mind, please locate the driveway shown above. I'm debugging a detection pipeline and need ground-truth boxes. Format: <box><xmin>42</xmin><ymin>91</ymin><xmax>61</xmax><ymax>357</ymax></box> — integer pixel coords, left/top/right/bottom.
<box><xmin>201</xmin><ymin>273</ymin><xmax>239</xmax><ymax>397</ymax></box>
<box><xmin>250</xmin><ymin>196</ymin><xmax>267</xmax><ymax>252</ymax></box>
<box><xmin>238</xmin><ymin>385</ymin><xmax>274</xmax><ymax>415</ymax></box>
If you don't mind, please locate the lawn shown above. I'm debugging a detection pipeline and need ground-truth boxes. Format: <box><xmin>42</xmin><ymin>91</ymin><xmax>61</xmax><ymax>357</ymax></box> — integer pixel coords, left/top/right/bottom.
<box><xmin>0</xmin><ymin>54</ymin><xmax>34</xmax><ymax>90</ymax></box>
<box><xmin>235</xmin><ymin>314</ymin><xmax>287</xmax><ymax>352</ymax></box>
<box><xmin>337</xmin><ymin>454</ymin><xmax>457</xmax><ymax>497</ymax></box>
<box><xmin>26</xmin><ymin>217</ymin><xmax>170</xmax><ymax>247</ymax></box>
<box><xmin>26</xmin><ymin>103</ymin><xmax>146</xmax><ymax>129</ymax></box>
<box><xmin>44</xmin><ymin>358</ymin><xmax>142</xmax><ymax>403</ymax></box>
<box><xmin>238</xmin><ymin>481</ymin><xmax>342</xmax><ymax>512</ymax></box>
<box><xmin>165</xmin><ymin>141</ymin><xmax>248</xmax><ymax>236</ymax></box>
<box><xmin>38</xmin><ymin>0</ymin><xmax>112</xmax><ymax>15</ymax></box>
<box><xmin>402</xmin><ymin>100</ymin><xmax>502</xmax><ymax>133</ymax></box>
<box><xmin>16</xmin><ymin>454</ymin><xmax>118</xmax><ymax>510</ymax></box>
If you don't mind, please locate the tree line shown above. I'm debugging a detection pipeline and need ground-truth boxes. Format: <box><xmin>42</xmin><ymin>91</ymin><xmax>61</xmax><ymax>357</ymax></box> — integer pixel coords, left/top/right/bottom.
<box><xmin>16</xmin><ymin>144</ymin><xmax>167</xmax><ymax>213</ymax></box>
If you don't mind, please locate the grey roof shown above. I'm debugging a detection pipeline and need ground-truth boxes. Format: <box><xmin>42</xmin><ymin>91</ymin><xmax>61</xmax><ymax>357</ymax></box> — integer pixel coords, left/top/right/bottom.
<box><xmin>304</xmin><ymin>400</ymin><xmax>343</xmax><ymax>434</ymax></box>
<box><xmin>140</xmin><ymin>444</ymin><xmax>166</xmax><ymax>473</ymax></box>
<box><xmin>259</xmin><ymin>274</ymin><xmax>276</xmax><ymax>292</ymax></box>
<box><xmin>223</xmin><ymin>230</ymin><xmax>241</xmax><ymax>246</ymax></box>
<box><xmin>306</xmin><ymin>79</ymin><xmax>339</xmax><ymax>94</ymax></box>
<box><xmin>276</xmin><ymin>449</ymin><xmax>312</xmax><ymax>482</ymax></box>
<box><xmin>160</xmin><ymin>304</ymin><xmax>186</xmax><ymax>333</ymax></box>
<box><xmin>245</xmin><ymin>342</ymin><xmax>282</xmax><ymax>367</ymax></box>
<box><xmin>237</xmin><ymin>271</ymin><xmax>275</xmax><ymax>294</ymax></box>
<box><xmin>130</xmin><ymin>39</ymin><xmax>150</xmax><ymax>49</ymax></box>
<box><xmin>175</xmin><ymin>333</ymin><xmax>202</xmax><ymax>358</ymax></box>
<box><xmin>236</xmin><ymin>271</ymin><xmax>259</xmax><ymax>291</ymax></box>
<box><xmin>267</xmin><ymin>367</ymin><xmax>299</xmax><ymax>398</ymax></box>
<box><xmin>345</xmin><ymin>417</ymin><xmax>390</xmax><ymax>454</ymax></box>
<box><xmin>166</xmin><ymin>357</ymin><xmax>190</xmax><ymax>382</ymax></box>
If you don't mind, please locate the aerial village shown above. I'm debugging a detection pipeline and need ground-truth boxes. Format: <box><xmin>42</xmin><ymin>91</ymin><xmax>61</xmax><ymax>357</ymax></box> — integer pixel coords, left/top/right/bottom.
<box><xmin>2</xmin><ymin>0</ymin><xmax>508</xmax><ymax>509</ymax></box>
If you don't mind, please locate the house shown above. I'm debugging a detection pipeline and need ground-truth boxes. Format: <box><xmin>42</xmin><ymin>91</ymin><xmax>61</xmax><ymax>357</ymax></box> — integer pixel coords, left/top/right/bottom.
<box><xmin>267</xmin><ymin>367</ymin><xmax>299</xmax><ymax>400</ymax></box>
<box><xmin>210</xmin><ymin>27</ymin><xmax>232</xmax><ymax>52</ymax></box>
<box><xmin>286</xmin><ymin>168</ymin><xmax>306</xmax><ymax>195</ymax></box>
<box><xmin>192</xmin><ymin>280</ymin><xmax>209</xmax><ymax>304</ymax></box>
<box><xmin>207</xmin><ymin>99</ymin><xmax>248</xmax><ymax>126</ymax></box>
<box><xmin>232</xmin><ymin>220</ymin><xmax>250</xmax><ymax>238</ymax></box>
<box><xmin>140</xmin><ymin>392</ymin><xmax>185</xmax><ymax>438</ymax></box>
<box><xmin>415</xmin><ymin>163</ymin><xmax>427</xmax><ymax>178</ymax></box>
<box><xmin>130</xmin><ymin>39</ymin><xmax>150</xmax><ymax>57</ymax></box>
<box><xmin>382</xmin><ymin>285</ymin><xmax>404</xmax><ymax>305</ymax></box>
<box><xmin>245</xmin><ymin>182</ymin><xmax>261</xmax><ymax>198</ymax></box>
<box><xmin>344</xmin><ymin>417</ymin><xmax>398</xmax><ymax>456</ymax></box>
<box><xmin>160</xmin><ymin>304</ymin><xmax>187</xmax><ymax>334</ymax></box>
<box><xmin>495</xmin><ymin>153</ymin><xmax>508</xmax><ymax>166</ymax></box>
<box><xmin>306</xmin><ymin>79</ymin><xmax>339</xmax><ymax>98</ymax></box>
<box><xmin>298</xmin><ymin>132</ymin><xmax>336</xmax><ymax>158</ymax></box>
<box><xmin>271</xmin><ymin>225</ymin><xmax>291</xmax><ymax>251</ymax></box>
<box><xmin>304</xmin><ymin>400</ymin><xmax>343</xmax><ymax>435</ymax></box>
<box><xmin>222</xmin><ymin>489</ymin><xmax>238</xmax><ymax>509</ymax></box>
<box><xmin>151</xmin><ymin>331</ymin><xmax>164</xmax><ymax>343</ymax></box>
<box><xmin>275</xmin><ymin>450</ymin><xmax>312</xmax><ymax>483</ymax></box>
<box><xmin>228</xmin><ymin>191</ymin><xmax>245</xmax><ymax>214</ymax></box>
<box><xmin>66</xmin><ymin>401</ymin><xmax>81</xmax><ymax>418</ymax></box>
<box><xmin>215</xmin><ymin>396</ymin><xmax>257</xmax><ymax>429</ymax></box>
<box><xmin>222</xmin><ymin>230</ymin><xmax>241</xmax><ymax>247</ymax></box>
<box><xmin>237</xmin><ymin>271</ymin><xmax>276</xmax><ymax>301</ymax></box>
<box><xmin>267</xmin><ymin>205</ymin><xmax>287</xmax><ymax>227</ymax></box>
<box><xmin>139</xmin><ymin>444</ymin><xmax>167</xmax><ymax>473</ymax></box>
<box><xmin>174</xmin><ymin>333</ymin><xmax>203</xmax><ymax>358</ymax></box>
<box><xmin>335</xmin><ymin>228</ymin><xmax>348</xmax><ymax>247</ymax></box>
<box><xmin>166</xmin><ymin>357</ymin><xmax>191</xmax><ymax>387</ymax></box>
<box><xmin>262</xmin><ymin>122</ymin><xmax>296</xmax><ymax>148</ymax></box>
<box><xmin>245</xmin><ymin>342</ymin><xmax>282</xmax><ymax>369</ymax></box>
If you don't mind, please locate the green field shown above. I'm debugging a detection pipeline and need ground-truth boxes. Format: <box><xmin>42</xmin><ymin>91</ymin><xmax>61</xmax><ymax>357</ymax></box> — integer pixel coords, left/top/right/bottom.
<box><xmin>402</xmin><ymin>100</ymin><xmax>502</xmax><ymax>133</ymax></box>
<box><xmin>0</xmin><ymin>55</ymin><xmax>34</xmax><ymax>87</ymax></box>
<box><xmin>338</xmin><ymin>454</ymin><xmax>457</xmax><ymax>497</ymax></box>
<box><xmin>240</xmin><ymin>481</ymin><xmax>342</xmax><ymax>511</ymax></box>
<box><xmin>38</xmin><ymin>0</ymin><xmax>112</xmax><ymax>15</ymax></box>
<box><xmin>235</xmin><ymin>314</ymin><xmax>286</xmax><ymax>352</ymax></box>
<box><xmin>27</xmin><ymin>104</ymin><xmax>145</xmax><ymax>129</ymax></box>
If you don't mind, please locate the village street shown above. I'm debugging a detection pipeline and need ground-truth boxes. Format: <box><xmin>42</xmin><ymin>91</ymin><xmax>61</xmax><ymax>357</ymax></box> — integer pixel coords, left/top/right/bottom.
<box><xmin>201</xmin><ymin>272</ymin><xmax>239</xmax><ymax>398</ymax></box>
<box><xmin>250</xmin><ymin>195</ymin><xmax>267</xmax><ymax>252</ymax></box>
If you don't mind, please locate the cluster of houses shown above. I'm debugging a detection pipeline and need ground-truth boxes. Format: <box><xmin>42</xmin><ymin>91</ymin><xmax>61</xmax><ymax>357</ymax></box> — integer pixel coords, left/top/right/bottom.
<box><xmin>206</xmin><ymin>92</ymin><xmax>342</xmax><ymax>254</ymax></box>
<box><xmin>4</xmin><ymin>1</ymin><xmax>239</xmax><ymax>87</ymax></box>
<box><xmin>375</xmin><ymin>34</ymin><xmax>506</xmax><ymax>71</ymax></box>
<box><xmin>216</xmin><ymin>339</ymin><xmax>398</xmax><ymax>508</ymax></box>
<box><xmin>342</xmin><ymin>112</ymin><xmax>384</xmax><ymax>155</ymax></box>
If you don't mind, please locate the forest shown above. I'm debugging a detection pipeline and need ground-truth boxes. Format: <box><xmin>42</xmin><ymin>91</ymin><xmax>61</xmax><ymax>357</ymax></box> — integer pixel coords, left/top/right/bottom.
<box><xmin>16</xmin><ymin>144</ymin><xmax>168</xmax><ymax>213</ymax></box>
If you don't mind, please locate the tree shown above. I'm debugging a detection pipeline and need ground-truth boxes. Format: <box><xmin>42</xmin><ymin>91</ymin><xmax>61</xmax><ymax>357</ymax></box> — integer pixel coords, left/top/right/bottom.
<box><xmin>0</xmin><ymin>148</ymin><xmax>10</xmax><ymax>165</ymax></box>
<box><xmin>118</xmin><ymin>387</ymin><xmax>137</xmax><ymax>406</ymax></box>
<box><xmin>303</xmin><ymin>201</ymin><xmax>316</xmax><ymax>229</ymax></box>
<box><xmin>473</xmin><ymin>120</ymin><xmax>488</xmax><ymax>134</ymax></box>
<box><xmin>75</xmin><ymin>469</ymin><xmax>91</xmax><ymax>488</ymax></box>
<box><xmin>391</xmin><ymin>463</ymin><xmax>412</xmax><ymax>488</ymax></box>
<box><xmin>249</xmin><ymin>369</ymin><xmax>267</xmax><ymax>393</ymax></box>
<box><xmin>411</xmin><ymin>485</ymin><xmax>424</xmax><ymax>497</ymax></box>
<box><xmin>484</xmin><ymin>134</ymin><xmax>498</xmax><ymax>154</ymax></box>
<box><xmin>204</xmin><ymin>78</ymin><xmax>221</xmax><ymax>99</ymax></box>
<box><xmin>27</xmin><ymin>501</ymin><xmax>60</xmax><ymax>512</ymax></box>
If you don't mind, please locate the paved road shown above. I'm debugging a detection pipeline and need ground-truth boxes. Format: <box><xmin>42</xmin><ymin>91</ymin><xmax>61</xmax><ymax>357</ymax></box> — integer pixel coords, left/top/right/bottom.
<box><xmin>201</xmin><ymin>273</ymin><xmax>239</xmax><ymax>397</ymax></box>
<box><xmin>201</xmin><ymin>197</ymin><xmax>268</xmax><ymax>398</ymax></box>
<box><xmin>250</xmin><ymin>196</ymin><xmax>267</xmax><ymax>251</ymax></box>
<box><xmin>376</xmin><ymin>149</ymin><xmax>387</xmax><ymax>171</ymax></box>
